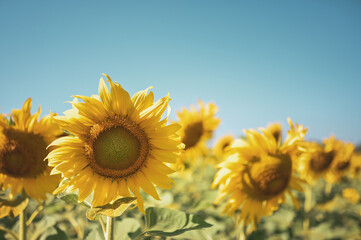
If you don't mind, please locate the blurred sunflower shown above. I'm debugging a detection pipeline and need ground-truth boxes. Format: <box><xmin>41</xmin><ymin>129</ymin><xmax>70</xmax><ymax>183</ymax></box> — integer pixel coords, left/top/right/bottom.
<box><xmin>350</xmin><ymin>153</ymin><xmax>361</xmax><ymax>179</ymax></box>
<box><xmin>176</xmin><ymin>101</ymin><xmax>220</xmax><ymax>166</ymax></box>
<box><xmin>298</xmin><ymin>136</ymin><xmax>354</xmax><ymax>183</ymax></box>
<box><xmin>266</xmin><ymin>122</ymin><xmax>282</xmax><ymax>144</ymax></box>
<box><xmin>47</xmin><ymin>74</ymin><xmax>183</xmax><ymax>212</ymax></box>
<box><xmin>0</xmin><ymin>98</ymin><xmax>61</xmax><ymax>202</ymax></box>
<box><xmin>212</xmin><ymin>119</ymin><xmax>307</xmax><ymax>229</ymax></box>
<box><xmin>327</xmin><ymin>141</ymin><xmax>354</xmax><ymax>182</ymax></box>
<box><xmin>297</xmin><ymin>141</ymin><xmax>335</xmax><ymax>183</ymax></box>
<box><xmin>213</xmin><ymin>135</ymin><xmax>234</xmax><ymax>160</ymax></box>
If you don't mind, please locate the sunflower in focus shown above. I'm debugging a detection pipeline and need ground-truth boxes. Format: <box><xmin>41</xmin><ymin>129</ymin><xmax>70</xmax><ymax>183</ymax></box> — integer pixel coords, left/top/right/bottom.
<box><xmin>213</xmin><ymin>135</ymin><xmax>234</xmax><ymax>160</ymax></box>
<box><xmin>176</xmin><ymin>101</ymin><xmax>220</xmax><ymax>166</ymax></box>
<box><xmin>0</xmin><ymin>98</ymin><xmax>61</xmax><ymax>203</ymax></box>
<box><xmin>212</xmin><ymin>119</ymin><xmax>307</xmax><ymax>229</ymax></box>
<box><xmin>47</xmin><ymin>74</ymin><xmax>183</xmax><ymax>212</ymax></box>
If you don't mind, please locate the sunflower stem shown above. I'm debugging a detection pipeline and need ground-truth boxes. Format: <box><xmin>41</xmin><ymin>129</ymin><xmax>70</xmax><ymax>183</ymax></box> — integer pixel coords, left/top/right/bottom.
<box><xmin>0</xmin><ymin>225</ymin><xmax>19</xmax><ymax>239</ymax></box>
<box><xmin>105</xmin><ymin>216</ymin><xmax>114</xmax><ymax>240</ymax></box>
<box><xmin>19</xmin><ymin>208</ymin><xmax>26</xmax><ymax>240</ymax></box>
<box><xmin>99</xmin><ymin>216</ymin><xmax>106</xmax><ymax>236</ymax></box>
<box><xmin>26</xmin><ymin>202</ymin><xmax>44</xmax><ymax>226</ymax></box>
<box><xmin>238</xmin><ymin>221</ymin><xmax>247</xmax><ymax>240</ymax></box>
<box><xmin>325</xmin><ymin>182</ymin><xmax>332</xmax><ymax>195</ymax></box>
<box><xmin>303</xmin><ymin>185</ymin><xmax>313</xmax><ymax>239</ymax></box>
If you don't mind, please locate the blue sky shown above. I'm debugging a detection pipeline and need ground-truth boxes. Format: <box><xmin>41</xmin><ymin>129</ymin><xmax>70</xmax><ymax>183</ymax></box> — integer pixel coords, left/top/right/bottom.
<box><xmin>0</xmin><ymin>1</ymin><xmax>360</xmax><ymax>144</ymax></box>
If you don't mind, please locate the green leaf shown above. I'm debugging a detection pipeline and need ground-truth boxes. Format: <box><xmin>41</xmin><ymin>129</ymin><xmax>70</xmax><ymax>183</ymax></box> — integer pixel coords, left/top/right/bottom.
<box><xmin>113</xmin><ymin>218</ymin><xmax>141</xmax><ymax>240</ymax></box>
<box><xmin>133</xmin><ymin>207</ymin><xmax>212</xmax><ymax>238</ymax></box>
<box><xmin>57</xmin><ymin>193</ymin><xmax>89</xmax><ymax>207</ymax></box>
<box><xmin>86</xmin><ymin>197</ymin><xmax>136</xmax><ymax>220</ymax></box>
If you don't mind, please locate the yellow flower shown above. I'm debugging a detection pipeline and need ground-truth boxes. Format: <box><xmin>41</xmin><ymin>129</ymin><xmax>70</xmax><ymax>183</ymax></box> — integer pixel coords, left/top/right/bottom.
<box><xmin>342</xmin><ymin>188</ymin><xmax>360</xmax><ymax>204</ymax></box>
<box><xmin>297</xmin><ymin>141</ymin><xmax>334</xmax><ymax>183</ymax></box>
<box><xmin>298</xmin><ymin>136</ymin><xmax>354</xmax><ymax>183</ymax></box>
<box><xmin>47</xmin><ymin>74</ymin><xmax>183</xmax><ymax>212</ymax></box>
<box><xmin>213</xmin><ymin>135</ymin><xmax>234</xmax><ymax>160</ymax></box>
<box><xmin>176</xmin><ymin>101</ymin><xmax>220</xmax><ymax>165</ymax></box>
<box><xmin>0</xmin><ymin>98</ymin><xmax>61</xmax><ymax>202</ymax></box>
<box><xmin>266</xmin><ymin>122</ymin><xmax>282</xmax><ymax>144</ymax></box>
<box><xmin>328</xmin><ymin>140</ymin><xmax>354</xmax><ymax>182</ymax></box>
<box><xmin>350</xmin><ymin>153</ymin><xmax>361</xmax><ymax>179</ymax></box>
<box><xmin>212</xmin><ymin>119</ymin><xmax>306</xmax><ymax>230</ymax></box>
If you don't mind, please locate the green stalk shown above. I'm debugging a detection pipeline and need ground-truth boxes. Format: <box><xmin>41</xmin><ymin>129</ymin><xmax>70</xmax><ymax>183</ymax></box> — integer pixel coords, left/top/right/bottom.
<box><xmin>99</xmin><ymin>217</ymin><xmax>106</xmax><ymax>236</ymax></box>
<box><xmin>303</xmin><ymin>185</ymin><xmax>313</xmax><ymax>239</ymax></box>
<box><xmin>105</xmin><ymin>216</ymin><xmax>114</xmax><ymax>240</ymax></box>
<box><xmin>19</xmin><ymin>209</ymin><xmax>26</xmax><ymax>240</ymax></box>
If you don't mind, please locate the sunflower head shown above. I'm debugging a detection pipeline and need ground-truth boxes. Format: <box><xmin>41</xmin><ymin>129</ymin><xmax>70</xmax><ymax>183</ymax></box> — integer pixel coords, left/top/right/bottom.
<box><xmin>297</xmin><ymin>141</ymin><xmax>333</xmax><ymax>183</ymax></box>
<box><xmin>47</xmin><ymin>74</ymin><xmax>183</xmax><ymax>212</ymax></box>
<box><xmin>266</xmin><ymin>122</ymin><xmax>282</xmax><ymax>144</ymax></box>
<box><xmin>0</xmin><ymin>98</ymin><xmax>62</xmax><ymax>202</ymax></box>
<box><xmin>326</xmin><ymin>140</ymin><xmax>354</xmax><ymax>183</ymax></box>
<box><xmin>213</xmin><ymin>135</ymin><xmax>234</xmax><ymax>160</ymax></box>
<box><xmin>176</xmin><ymin>101</ymin><xmax>220</xmax><ymax>166</ymax></box>
<box><xmin>297</xmin><ymin>136</ymin><xmax>354</xmax><ymax>184</ymax></box>
<box><xmin>350</xmin><ymin>153</ymin><xmax>361</xmax><ymax>179</ymax></box>
<box><xmin>212</xmin><ymin>118</ymin><xmax>306</xmax><ymax>229</ymax></box>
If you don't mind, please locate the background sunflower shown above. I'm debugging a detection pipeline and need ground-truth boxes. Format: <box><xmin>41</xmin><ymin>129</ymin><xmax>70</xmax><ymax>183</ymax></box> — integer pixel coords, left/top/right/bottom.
<box><xmin>0</xmin><ymin>98</ymin><xmax>62</xmax><ymax>202</ymax></box>
<box><xmin>212</xmin><ymin>119</ymin><xmax>307</xmax><ymax>229</ymax></box>
<box><xmin>176</xmin><ymin>101</ymin><xmax>220</xmax><ymax>167</ymax></box>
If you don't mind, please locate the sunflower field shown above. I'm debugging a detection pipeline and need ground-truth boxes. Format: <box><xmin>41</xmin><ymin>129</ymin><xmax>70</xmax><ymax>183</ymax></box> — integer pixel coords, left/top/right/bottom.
<box><xmin>0</xmin><ymin>75</ymin><xmax>360</xmax><ymax>240</ymax></box>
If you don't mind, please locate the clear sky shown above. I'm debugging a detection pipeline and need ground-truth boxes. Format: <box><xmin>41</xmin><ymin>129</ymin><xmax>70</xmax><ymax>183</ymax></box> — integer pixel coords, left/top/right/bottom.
<box><xmin>1</xmin><ymin>1</ymin><xmax>360</xmax><ymax>144</ymax></box>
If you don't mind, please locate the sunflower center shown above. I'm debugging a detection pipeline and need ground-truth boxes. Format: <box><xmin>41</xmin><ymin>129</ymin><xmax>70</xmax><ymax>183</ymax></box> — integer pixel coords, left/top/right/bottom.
<box><xmin>182</xmin><ymin>121</ymin><xmax>203</xmax><ymax>150</ymax></box>
<box><xmin>93</xmin><ymin>127</ymin><xmax>140</xmax><ymax>169</ymax></box>
<box><xmin>336</xmin><ymin>161</ymin><xmax>350</xmax><ymax>171</ymax></box>
<box><xmin>256</xmin><ymin>169</ymin><xmax>289</xmax><ymax>196</ymax></box>
<box><xmin>0</xmin><ymin>129</ymin><xmax>48</xmax><ymax>178</ymax></box>
<box><xmin>86</xmin><ymin>116</ymin><xmax>149</xmax><ymax>179</ymax></box>
<box><xmin>3</xmin><ymin>151</ymin><xmax>26</xmax><ymax>175</ymax></box>
<box><xmin>272</xmin><ymin>131</ymin><xmax>281</xmax><ymax>143</ymax></box>
<box><xmin>222</xmin><ymin>142</ymin><xmax>230</xmax><ymax>151</ymax></box>
<box><xmin>310</xmin><ymin>151</ymin><xmax>334</xmax><ymax>171</ymax></box>
<box><xmin>248</xmin><ymin>154</ymin><xmax>292</xmax><ymax>198</ymax></box>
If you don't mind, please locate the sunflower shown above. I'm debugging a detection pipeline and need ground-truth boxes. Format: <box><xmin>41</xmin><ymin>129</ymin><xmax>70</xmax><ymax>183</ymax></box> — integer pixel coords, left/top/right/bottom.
<box><xmin>213</xmin><ymin>135</ymin><xmax>234</xmax><ymax>160</ymax></box>
<box><xmin>327</xmin><ymin>140</ymin><xmax>354</xmax><ymax>183</ymax></box>
<box><xmin>212</xmin><ymin>119</ymin><xmax>306</xmax><ymax>229</ymax></box>
<box><xmin>47</xmin><ymin>74</ymin><xmax>183</xmax><ymax>212</ymax></box>
<box><xmin>266</xmin><ymin>122</ymin><xmax>282</xmax><ymax>144</ymax></box>
<box><xmin>0</xmin><ymin>98</ymin><xmax>62</xmax><ymax>202</ymax></box>
<box><xmin>297</xmin><ymin>141</ymin><xmax>334</xmax><ymax>183</ymax></box>
<box><xmin>176</xmin><ymin>101</ymin><xmax>220</xmax><ymax>165</ymax></box>
<box><xmin>350</xmin><ymin>153</ymin><xmax>361</xmax><ymax>179</ymax></box>
<box><xmin>298</xmin><ymin>136</ymin><xmax>354</xmax><ymax>184</ymax></box>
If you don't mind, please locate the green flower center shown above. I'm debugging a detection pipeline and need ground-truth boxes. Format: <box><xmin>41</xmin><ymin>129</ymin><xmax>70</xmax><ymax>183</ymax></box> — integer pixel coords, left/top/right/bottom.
<box><xmin>94</xmin><ymin>127</ymin><xmax>140</xmax><ymax>169</ymax></box>
<box><xmin>86</xmin><ymin>116</ymin><xmax>149</xmax><ymax>179</ymax></box>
